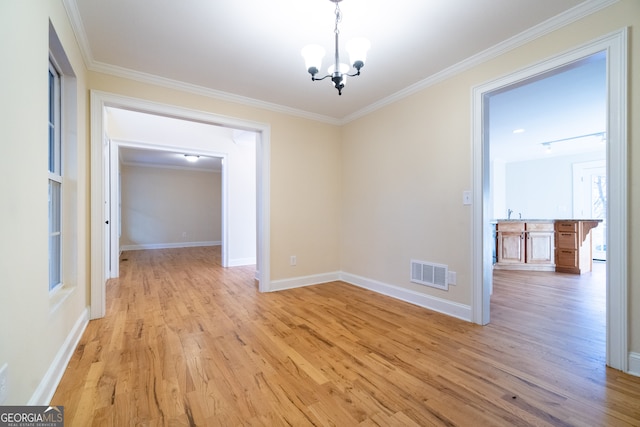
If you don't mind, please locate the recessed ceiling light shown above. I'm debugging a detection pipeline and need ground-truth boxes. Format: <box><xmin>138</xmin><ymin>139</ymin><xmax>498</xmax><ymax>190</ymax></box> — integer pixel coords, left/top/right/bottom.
<box><xmin>184</xmin><ymin>155</ymin><xmax>199</xmax><ymax>162</ymax></box>
<box><xmin>513</xmin><ymin>128</ymin><xmax>525</xmax><ymax>134</ymax></box>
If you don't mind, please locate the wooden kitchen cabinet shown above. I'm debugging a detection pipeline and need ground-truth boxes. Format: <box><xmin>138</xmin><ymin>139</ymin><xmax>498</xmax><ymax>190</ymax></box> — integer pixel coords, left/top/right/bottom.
<box><xmin>496</xmin><ymin>221</ymin><xmax>525</xmax><ymax>264</ymax></box>
<box><xmin>495</xmin><ymin>221</ymin><xmax>555</xmax><ymax>271</ymax></box>
<box><xmin>525</xmin><ymin>222</ymin><xmax>555</xmax><ymax>265</ymax></box>
<box><xmin>554</xmin><ymin>220</ymin><xmax>602</xmax><ymax>274</ymax></box>
<box><xmin>495</xmin><ymin>219</ymin><xmax>601</xmax><ymax>274</ymax></box>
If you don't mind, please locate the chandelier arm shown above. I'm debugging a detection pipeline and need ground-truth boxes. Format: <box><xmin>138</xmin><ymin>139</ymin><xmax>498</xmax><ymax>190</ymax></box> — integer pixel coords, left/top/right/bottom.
<box><xmin>311</xmin><ymin>74</ymin><xmax>332</xmax><ymax>82</ymax></box>
<box><xmin>345</xmin><ymin>71</ymin><xmax>361</xmax><ymax>77</ymax></box>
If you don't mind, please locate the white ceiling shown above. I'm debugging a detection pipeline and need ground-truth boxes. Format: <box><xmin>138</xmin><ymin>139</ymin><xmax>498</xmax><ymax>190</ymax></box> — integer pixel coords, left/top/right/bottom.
<box><xmin>70</xmin><ymin>0</ymin><xmax>609</xmax><ymax>165</ymax></box>
<box><xmin>488</xmin><ymin>51</ymin><xmax>606</xmax><ymax>162</ymax></box>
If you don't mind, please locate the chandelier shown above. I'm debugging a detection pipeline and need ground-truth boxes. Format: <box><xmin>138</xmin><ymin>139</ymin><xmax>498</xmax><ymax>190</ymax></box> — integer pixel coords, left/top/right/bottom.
<box><xmin>301</xmin><ymin>0</ymin><xmax>370</xmax><ymax>95</ymax></box>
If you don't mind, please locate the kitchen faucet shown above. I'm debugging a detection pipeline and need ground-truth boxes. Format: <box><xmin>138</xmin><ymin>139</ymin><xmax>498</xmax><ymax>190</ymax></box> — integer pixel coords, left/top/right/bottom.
<box><xmin>508</xmin><ymin>208</ymin><xmax>513</xmax><ymax>219</ymax></box>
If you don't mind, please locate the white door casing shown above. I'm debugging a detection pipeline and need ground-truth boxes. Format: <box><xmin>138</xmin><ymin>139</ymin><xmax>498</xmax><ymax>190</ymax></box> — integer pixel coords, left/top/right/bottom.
<box><xmin>472</xmin><ymin>29</ymin><xmax>628</xmax><ymax>371</ymax></box>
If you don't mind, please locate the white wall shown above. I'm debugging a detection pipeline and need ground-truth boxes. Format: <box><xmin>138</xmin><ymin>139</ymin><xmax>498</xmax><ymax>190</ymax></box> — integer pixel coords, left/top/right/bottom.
<box><xmin>0</xmin><ymin>0</ymin><xmax>89</xmax><ymax>404</ymax></box>
<box><xmin>500</xmin><ymin>151</ymin><xmax>605</xmax><ymax>219</ymax></box>
<box><xmin>120</xmin><ymin>165</ymin><xmax>222</xmax><ymax>249</ymax></box>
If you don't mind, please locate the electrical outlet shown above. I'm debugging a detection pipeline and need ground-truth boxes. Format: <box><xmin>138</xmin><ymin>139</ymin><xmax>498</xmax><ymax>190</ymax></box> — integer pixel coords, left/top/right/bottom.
<box><xmin>181</xmin><ymin>231</ymin><xmax>187</xmax><ymax>238</ymax></box>
<box><xmin>290</xmin><ymin>256</ymin><xmax>297</xmax><ymax>266</ymax></box>
<box><xmin>0</xmin><ymin>363</ymin><xmax>8</xmax><ymax>404</ymax></box>
<box><xmin>448</xmin><ymin>271</ymin><xmax>457</xmax><ymax>285</ymax></box>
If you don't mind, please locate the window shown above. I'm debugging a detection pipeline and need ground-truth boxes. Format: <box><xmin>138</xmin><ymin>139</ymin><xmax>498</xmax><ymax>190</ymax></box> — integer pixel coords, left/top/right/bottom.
<box><xmin>48</xmin><ymin>58</ymin><xmax>62</xmax><ymax>292</ymax></box>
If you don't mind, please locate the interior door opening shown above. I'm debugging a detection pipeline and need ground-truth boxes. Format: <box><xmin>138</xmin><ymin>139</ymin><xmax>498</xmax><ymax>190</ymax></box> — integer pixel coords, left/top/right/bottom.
<box><xmin>487</xmin><ymin>51</ymin><xmax>607</xmax><ymax>279</ymax></box>
<box><xmin>91</xmin><ymin>91</ymin><xmax>271</xmax><ymax>321</ymax></box>
<box><xmin>106</xmin><ymin>141</ymin><xmax>234</xmax><ymax>280</ymax></box>
<box><xmin>472</xmin><ymin>29</ymin><xmax>628</xmax><ymax>372</ymax></box>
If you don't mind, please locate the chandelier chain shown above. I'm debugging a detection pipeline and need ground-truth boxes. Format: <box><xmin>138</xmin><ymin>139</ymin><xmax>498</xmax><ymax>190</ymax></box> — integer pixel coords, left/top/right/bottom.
<box><xmin>334</xmin><ymin>2</ymin><xmax>342</xmax><ymax>35</ymax></box>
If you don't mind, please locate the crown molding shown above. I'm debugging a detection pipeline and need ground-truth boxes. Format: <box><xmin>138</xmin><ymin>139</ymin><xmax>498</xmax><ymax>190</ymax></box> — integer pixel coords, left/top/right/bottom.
<box><xmin>61</xmin><ymin>0</ymin><xmax>92</xmax><ymax>70</ymax></box>
<box><xmin>342</xmin><ymin>0</ymin><xmax>619</xmax><ymax>123</ymax></box>
<box><xmin>62</xmin><ymin>0</ymin><xmax>340</xmax><ymax>125</ymax></box>
<box><xmin>90</xmin><ymin>60</ymin><xmax>343</xmax><ymax>126</ymax></box>
<box><xmin>64</xmin><ymin>0</ymin><xmax>618</xmax><ymax>126</ymax></box>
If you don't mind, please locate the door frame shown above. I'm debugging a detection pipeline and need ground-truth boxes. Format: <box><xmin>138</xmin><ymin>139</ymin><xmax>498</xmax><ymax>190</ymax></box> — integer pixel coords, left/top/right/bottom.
<box><xmin>471</xmin><ymin>29</ymin><xmax>628</xmax><ymax>371</ymax></box>
<box><xmin>90</xmin><ymin>90</ymin><xmax>271</xmax><ymax>319</ymax></box>
<box><xmin>107</xmin><ymin>139</ymin><xmax>231</xmax><ymax>276</ymax></box>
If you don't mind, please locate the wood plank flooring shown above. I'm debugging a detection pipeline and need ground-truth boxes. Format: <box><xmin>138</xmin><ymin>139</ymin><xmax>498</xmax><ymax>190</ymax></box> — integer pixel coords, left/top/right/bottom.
<box><xmin>52</xmin><ymin>247</ymin><xmax>640</xmax><ymax>426</ymax></box>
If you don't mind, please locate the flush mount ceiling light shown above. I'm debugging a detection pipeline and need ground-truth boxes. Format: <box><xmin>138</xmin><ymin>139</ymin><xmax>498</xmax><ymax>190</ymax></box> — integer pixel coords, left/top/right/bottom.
<box><xmin>184</xmin><ymin>154</ymin><xmax>200</xmax><ymax>162</ymax></box>
<box><xmin>301</xmin><ymin>0</ymin><xmax>370</xmax><ymax>95</ymax></box>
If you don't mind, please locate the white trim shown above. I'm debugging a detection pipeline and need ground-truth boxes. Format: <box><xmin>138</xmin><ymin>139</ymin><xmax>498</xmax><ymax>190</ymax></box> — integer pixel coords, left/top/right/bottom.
<box><xmin>471</xmin><ymin>29</ymin><xmax>628</xmax><ymax>371</ymax></box>
<box><xmin>108</xmin><ymin>139</ymin><xmax>119</xmax><ymax>279</ymax></box>
<box><xmin>62</xmin><ymin>0</ymin><xmax>617</xmax><ymax>126</ymax></box>
<box><xmin>345</xmin><ymin>0</ymin><xmax>618</xmax><ymax>123</ymax></box>
<box><xmin>269</xmin><ymin>272</ymin><xmax>341</xmax><ymax>291</ymax></box>
<box><xmin>120</xmin><ymin>160</ymin><xmax>222</xmax><ymax>174</ymax></box>
<box><xmin>93</xmin><ymin>61</ymin><xmax>341</xmax><ymax>125</ymax></box>
<box><xmin>121</xmin><ymin>241</ymin><xmax>221</xmax><ymax>251</ymax></box>
<box><xmin>604</xmin><ymin>27</ymin><xmax>628</xmax><ymax>373</ymax></box>
<box><xmin>341</xmin><ymin>273</ymin><xmax>472</xmax><ymax>322</ymax></box>
<box><xmin>28</xmin><ymin>308</ymin><xmax>89</xmax><ymax>405</ymax></box>
<box><xmin>629</xmin><ymin>353</ymin><xmax>640</xmax><ymax>377</ymax></box>
<box><xmin>90</xmin><ymin>91</ymin><xmax>271</xmax><ymax>319</ymax></box>
<box><xmin>90</xmin><ymin>94</ymin><xmax>106</xmax><ymax>319</ymax></box>
<box><xmin>228</xmin><ymin>257</ymin><xmax>257</xmax><ymax>267</ymax></box>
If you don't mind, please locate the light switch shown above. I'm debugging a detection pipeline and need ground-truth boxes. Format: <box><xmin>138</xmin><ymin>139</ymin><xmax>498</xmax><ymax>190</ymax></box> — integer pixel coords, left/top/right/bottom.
<box><xmin>463</xmin><ymin>191</ymin><xmax>472</xmax><ymax>205</ymax></box>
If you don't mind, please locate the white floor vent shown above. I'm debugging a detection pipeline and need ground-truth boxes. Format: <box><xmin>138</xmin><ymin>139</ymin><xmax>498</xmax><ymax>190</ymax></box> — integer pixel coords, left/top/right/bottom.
<box><xmin>410</xmin><ymin>260</ymin><xmax>449</xmax><ymax>291</ymax></box>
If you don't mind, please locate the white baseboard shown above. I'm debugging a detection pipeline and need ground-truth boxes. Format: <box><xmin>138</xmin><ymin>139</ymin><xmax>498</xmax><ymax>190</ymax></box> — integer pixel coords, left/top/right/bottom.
<box><xmin>228</xmin><ymin>257</ymin><xmax>257</xmax><ymax>267</ymax></box>
<box><xmin>29</xmin><ymin>307</ymin><xmax>89</xmax><ymax>405</ymax></box>
<box><xmin>340</xmin><ymin>272</ymin><xmax>472</xmax><ymax>322</ymax></box>
<box><xmin>628</xmin><ymin>352</ymin><xmax>640</xmax><ymax>377</ymax></box>
<box><xmin>121</xmin><ymin>241</ymin><xmax>220</xmax><ymax>251</ymax></box>
<box><xmin>269</xmin><ymin>272</ymin><xmax>341</xmax><ymax>291</ymax></box>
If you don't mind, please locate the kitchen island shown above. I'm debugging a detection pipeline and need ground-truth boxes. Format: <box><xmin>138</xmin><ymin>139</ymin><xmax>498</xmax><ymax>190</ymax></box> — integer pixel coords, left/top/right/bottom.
<box><xmin>494</xmin><ymin>219</ymin><xmax>602</xmax><ymax>274</ymax></box>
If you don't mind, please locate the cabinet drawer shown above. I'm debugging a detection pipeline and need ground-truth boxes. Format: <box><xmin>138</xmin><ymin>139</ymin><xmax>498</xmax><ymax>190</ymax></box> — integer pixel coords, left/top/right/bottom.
<box><xmin>556</xmin><ymin>222</ymin><xmax>578</xmax><ymax>232</ymax></box>
<box><xmin>526</xmin><ymin>222</ymin><xmax>554</xmax><ymax>231</ymax></box>
<box><xmin>556</xmin><ymin>249</ymin><xmax>577</xmax><ymax>267</ymax></box>
<box><xmin>497</xmin><ymin>221</ymin><xmax>524</xmax><ymax>232</ymax></box>
<box><xmin>557</xmin><ymin>232</ymin><xmax>578</xmax><ymax>249</ymax></box>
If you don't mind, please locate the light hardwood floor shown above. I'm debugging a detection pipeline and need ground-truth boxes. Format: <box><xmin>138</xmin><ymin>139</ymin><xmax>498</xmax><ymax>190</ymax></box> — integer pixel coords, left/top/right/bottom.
<box><xmin>52</xmin><ymin>247</ymin><xmax>640</xmax><ymax>426</ymax></box>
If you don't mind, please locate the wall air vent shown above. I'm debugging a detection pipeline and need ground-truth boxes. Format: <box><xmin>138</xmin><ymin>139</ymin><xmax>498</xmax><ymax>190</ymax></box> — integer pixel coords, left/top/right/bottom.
<box><xmin>410</xmin><ymin>260</ymin><xmax>449</xmax><ymax>291</ymax></box>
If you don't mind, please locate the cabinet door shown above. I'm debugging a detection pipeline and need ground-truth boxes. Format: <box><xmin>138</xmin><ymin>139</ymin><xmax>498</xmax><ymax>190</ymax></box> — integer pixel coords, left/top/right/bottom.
<box><xmin>497</xmin><ymin>232</ymin><xmax>524</xmax><ymax>263</ymax></box>
<box><xmin>526</xmin><ymin>232</ymin><xmax>554</xmax><ymax>264</ymax></box>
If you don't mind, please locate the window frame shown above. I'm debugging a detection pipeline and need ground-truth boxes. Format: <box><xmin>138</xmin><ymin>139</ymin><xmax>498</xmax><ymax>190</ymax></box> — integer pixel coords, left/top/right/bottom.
<box><xmin>48</xmin><ymin>56</ymin><xmax>63</xmax><ymax>294</ymax></box>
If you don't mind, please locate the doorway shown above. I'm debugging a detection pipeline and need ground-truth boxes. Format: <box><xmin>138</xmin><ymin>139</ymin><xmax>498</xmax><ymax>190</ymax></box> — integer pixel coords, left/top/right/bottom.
<box><xmin>103</xmin><ymin>105</ymin><xmax>258</xmax><ymax>277</ymax></box>
<box><xmin>471</xmin><ymin>29</ymin><xmax>628</xmax><ymax>372</ymax></box>
<box><xmin>90</xmin><ymin>91</ymin><xmax>272</xmax><ymax>320</ymax></box>
<box><xmin>108</xmin><ymin>141</ymin><xmax>231</xmax><ymax>279</ymax></box>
